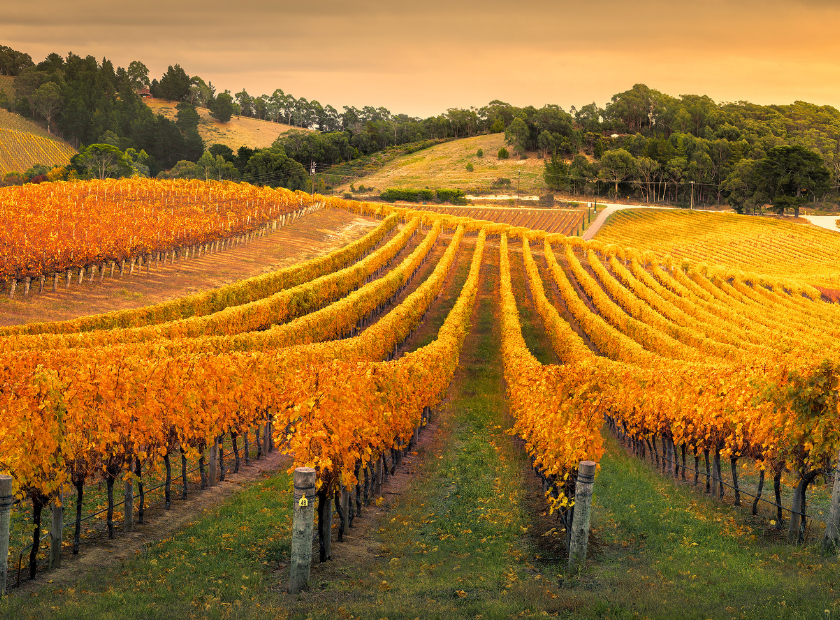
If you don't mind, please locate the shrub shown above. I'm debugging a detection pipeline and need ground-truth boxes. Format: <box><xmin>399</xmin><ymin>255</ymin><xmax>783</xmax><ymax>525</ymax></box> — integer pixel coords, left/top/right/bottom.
<box><xmin>343</xmin><ymin>192</ymin><xmax>352</xmax><ymax>199</ymax></box>
<box><xmin>358</xmin><ymin>184</ymin><xmax>366</xmax><ymax>192</ymax></box>
<box><xmin>498</xmin><ymin>147</ymin><xmax>509</xmax><ymax>160</ymax></box>
<box><xmin>538</xmin><ymin>193</ymin><xmax>555</xmax><ymax>207</ymax></box>
<box><xmin>492</xmin><ymin>177</ymin><xmax>511</xmax><ymax>187</ymax></box>
<box><xmin>436</xmin><ymin>188</ymin><xmax>467</xmax><ymax>205</ymax></box>
<box><xmin>477</xmin><ymin>148</ymin><xmax>484</xmax><ymax>157</ymax></box>
<box><xmin>465</xmin><ymin>162</ymin><xmax>474</xmax><ymax>172</ymax></box>
<box><xmin>380</xmin><ymin>188</ymin><xmax>435</xmax><ymax>203</ymax></box>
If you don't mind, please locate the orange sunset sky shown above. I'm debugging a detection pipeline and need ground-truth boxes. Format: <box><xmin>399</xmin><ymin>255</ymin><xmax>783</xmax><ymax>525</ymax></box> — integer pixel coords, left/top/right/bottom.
<box><xmin>3</xmin><ymin>0</ymin><xmax>840</xmax><ymax>116</ymax></box>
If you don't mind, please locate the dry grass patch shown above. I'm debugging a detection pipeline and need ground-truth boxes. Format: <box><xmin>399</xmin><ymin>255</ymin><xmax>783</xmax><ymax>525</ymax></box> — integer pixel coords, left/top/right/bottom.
<box><xmin>144</xmin><ymin>99</ymin><xmax>308</xmax><ymax>150</ymax></box>
<box><xmin>336</xmin><ymin>134</ymin><xmax>550</xmax><ymax>196</ymax></box>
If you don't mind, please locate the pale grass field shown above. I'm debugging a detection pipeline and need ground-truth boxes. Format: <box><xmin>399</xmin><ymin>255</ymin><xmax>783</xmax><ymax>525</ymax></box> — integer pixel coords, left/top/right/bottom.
<box><xmin>144</xmin><ymin>99</ymin><xmax>308</xmax><ymax>150</ymax></box>
<box><xmin>335</xmin><ymin>133</ymin><xmax>551</xmax><ymax>195</ymax></box>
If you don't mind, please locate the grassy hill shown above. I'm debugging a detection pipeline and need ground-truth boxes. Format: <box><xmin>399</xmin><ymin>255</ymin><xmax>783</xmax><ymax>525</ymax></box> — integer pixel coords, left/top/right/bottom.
<box><xmin>332</xmin><ymin>133</ymin><xmax>552</xmax><ymax>198</ymax></box>
<box><xmin>144</xmin><ymin>98</ymin><xmax>305</xmax><ymax>151</ymax></box>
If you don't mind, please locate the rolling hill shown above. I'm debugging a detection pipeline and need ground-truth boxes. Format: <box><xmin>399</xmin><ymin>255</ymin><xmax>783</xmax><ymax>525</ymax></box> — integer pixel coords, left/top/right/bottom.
<box><xmin>144</xmin><ymin>98</ymin><xmax>306</xmax><ymax>151</ymax></box>
<box><xmin>331</xmin><ymin>133</ymin><xmax>554</xmax><ymax>198</ymax></box>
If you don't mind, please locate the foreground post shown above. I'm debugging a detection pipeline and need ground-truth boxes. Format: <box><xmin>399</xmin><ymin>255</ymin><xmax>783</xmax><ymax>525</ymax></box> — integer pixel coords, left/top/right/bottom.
<box><xmin>824</xmin><ymin>450</ymin><xmax>840</xmax><ymax>553</ymax></box>
<box><xmin>124</xmin><ymin>479</ymin><xmax>133</xmax><ymax>533</ymax></box>
<box><xmin>50</xmin><ymin>494</ymin><xmax>63</xmax><ymax>569</ymax></box>
<box><xmin>289</xmin><ymin>467</ymin><xmax>316</xmax><ymax>594</ymax></box>
<box><xmin>567</xmin><ymin>461</ymin><xmax>597</xmax><ymax>572</ymax></box>
<box><xmin>0</xmin><ymin>475</ymin><xmax>12</xmax><ymax>596</ymax></box>
<box><xmin>209</xmin><ymin>439</ymin><xmax>218</xmax><ymax>488</ymax></box>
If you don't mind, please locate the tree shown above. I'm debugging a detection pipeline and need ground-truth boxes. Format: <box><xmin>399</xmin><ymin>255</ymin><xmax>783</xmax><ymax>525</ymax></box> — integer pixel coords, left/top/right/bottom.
<box><xmin>209</xmin><ymin>92</ymin><xmax>235</xmax><ymax>123</ymax></box>
<box><xmin>125</xmin><ymin>148</ymin><xmax>150</xmax><ymax>177</ymax></box>
<box><xmin>176</xmin><ymin>102</ymin><xmax>200</xmax><ymax>132</ymax></box>
<box><xmin>195</xmin><ymin>151</ymin><xmax>240</xmax><ymax>181</ymax></box>
<box><xmin>70</xmin><ymin>144</ymin><xmax>132</xmax><ymax>180</ymax></box>
<box><xmin>505</xmin><ymin>117</ymin><xmax>529</xmax><ymax>157</ymax></box>
<box><xmin>635</xmin><ymin>156</ymin><xmax>660</xmax><ymax>203</ymax></box>
<box><xmin>156</xmin><ymin>65</ymin><xmax>191</xmax><ymax>101</ymax></box>
<box><xmin>544</xmin><ymin>155</ymin><xmax>568</xmax><ymax>191</ymax></box>
<box><xmin>188</xmin><ymin>77</ymin><xmax>214</xmax><ymax>107</ymax></box>
<box><xmin>243</xmin><ymin>148</ymin><xmax>307</xmax><ymax>190</ymax></box>
<box><xmin>758</xmin><ymin>145</ymin><xmax>831</xmax><ymax>217</ymax></box>
<box><xmin>127</xmin><ymin>61</ymin><xmax>150</xmax><ymax>91</ymax></box>
<box><xmin>14</xmin><ymin>67</ymin><xmax>46</xmax><ymax>117</ymax></box>
<box><xmin>0</xmin><ymin>45</ymin><xmax>34</xmax><ymax>76</ymax></box>
<box><xmin>235</xmin><ymin>89</ymin><xmax>254</xmax><ymax>117</ymax></box>
<box><xmin>598</xmin><ymin>149</ymin><xmax>636</xmax><ymax>197</ymax></box>
<box><xmin>537</xmin><ymin>130</ymin><xmax>556</xmax><ymax>158</ymax></box>
<box><xmin>721</xmin><ymin>159</ymin><xmax>762</xmax><ymax>214</ymax></box>
<box><xmin>31</xmin><ymin>82</ymin><xmax>63</xmax><ymax>133</ymax></box>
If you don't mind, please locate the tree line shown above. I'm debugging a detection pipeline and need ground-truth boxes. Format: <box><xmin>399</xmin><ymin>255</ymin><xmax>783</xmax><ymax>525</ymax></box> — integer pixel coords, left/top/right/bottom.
<box><xmin>2</xmin><ymin>45</ymin><xmax>840</xmax><ymax>207</ymax></box>
<box><xmin>537</xmin><ymin>84</ymin><xmax>838</xmax><ymax>214</ymax></box>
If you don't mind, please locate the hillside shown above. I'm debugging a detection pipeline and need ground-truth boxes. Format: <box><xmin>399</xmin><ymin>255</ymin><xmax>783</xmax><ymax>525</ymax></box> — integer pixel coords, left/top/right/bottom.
<box><xmin>333</xmin><ymin>133</ymin><xmax>551</xmax><ymax>197</ymax></box>
<box><xmin>144</xmin><ymin>98</ymin><xmax>306</xmax><ymax>150</ymax></box>
<box><xmin>0</xmin><ymin>75</ymin><xmax>13</xmax><ymax>100</ymax></box>
<box><xmin>595</xmin><ymin>208</ymin><xmax>840</xmax><ymax>285</ymax></box>
<box><xmin>0</xmin><ymin>111</ymin><xmax>77</xmax><ymax>175</ymax></box>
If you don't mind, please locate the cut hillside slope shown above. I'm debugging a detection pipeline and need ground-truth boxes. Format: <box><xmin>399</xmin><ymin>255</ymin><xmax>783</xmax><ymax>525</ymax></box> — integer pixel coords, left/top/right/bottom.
<box><xmin>144</xmin><ymin>98</ymin><xmax>307</xmax><ymax>150</ymax></box>
<box><xmin>334</xmin><ymin>133</ymin><xmax>550</xmax><ymax>196</ymax></box>
<box><xmin>595</xmin><ymin>207</ymin><xmax>840</xmax><ymax>285</ymax></box>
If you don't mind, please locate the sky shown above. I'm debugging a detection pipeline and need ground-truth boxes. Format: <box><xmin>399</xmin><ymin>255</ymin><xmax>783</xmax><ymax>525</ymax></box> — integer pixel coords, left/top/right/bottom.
<box><xmin>4</xmin><ymin>0</ymin><xmax>840</xmax><ymax>118</ymax></box>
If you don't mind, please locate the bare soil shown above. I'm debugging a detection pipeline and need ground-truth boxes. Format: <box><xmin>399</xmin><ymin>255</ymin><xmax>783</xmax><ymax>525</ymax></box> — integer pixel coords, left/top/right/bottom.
<box><xmin>0</xmin><ymin>208</ymin><xmax>379</xmax><ymax>327</ymax></box>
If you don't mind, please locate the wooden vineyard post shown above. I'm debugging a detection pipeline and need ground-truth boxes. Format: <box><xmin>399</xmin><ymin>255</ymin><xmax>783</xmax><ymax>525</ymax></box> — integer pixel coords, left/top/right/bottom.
<box><xmin>50</xmin><ymin>494</ymin><xmax>63</xmax><ymax>569</ymax></box>
<box><xmin>824</xmin><ymin>449</ymin><xmax>840</xmax><ymax>554</ymax></box>
<box><xmin>289</xmin><ymin>467</ymin><xmax>316</xmax><ymax>594</ymax></box>
<box><xmin>209</xmin><ymin>440</ymin><xmax>218</xmax><ymax>488</ymax></box>
<box><xmin>123</xmin><ymin>479</ymin><xmax>133</xmax><ymax>533</ymax></box>
<box><xmin>567</xmin><ymin>461</ymin><xmax>597</xmax><ymax>573</ymax></box>
<box><xmin>0</xmin><ymin>475</ymin><xmax>12</xmax><ymax>597</ymax></box>
<box><xmin>374</xmin><ymin>457</ymin><xmax>383</xmax><ymax>496</ymax></box>
<box><xmin>340</xmin><ymin>487</ymin><xmax>350</xmax><ymax>533</ymax></box>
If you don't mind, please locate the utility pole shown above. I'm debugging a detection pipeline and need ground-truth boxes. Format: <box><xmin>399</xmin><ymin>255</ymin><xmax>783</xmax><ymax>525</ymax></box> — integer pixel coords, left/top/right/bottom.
<box><xmin>690</xmin><ymin>180</ymin><xmax>694</xmax><ymax>210</ymax></box>
<box><xmin>517</xmin><ymin>169</ymin><xmax>521</xmax><ymax>208</ymax></box>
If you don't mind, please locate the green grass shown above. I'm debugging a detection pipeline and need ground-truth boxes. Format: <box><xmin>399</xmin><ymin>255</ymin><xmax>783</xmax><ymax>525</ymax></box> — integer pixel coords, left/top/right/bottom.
<box><xmin>2</xmin><ymin>472</ymin><xmax>294</xmax><ymax>620</ymax></box>
<box><xmin>578</xmin><ymin>434</ymin><xmax>839</xmax><ymax>619</ymax></box>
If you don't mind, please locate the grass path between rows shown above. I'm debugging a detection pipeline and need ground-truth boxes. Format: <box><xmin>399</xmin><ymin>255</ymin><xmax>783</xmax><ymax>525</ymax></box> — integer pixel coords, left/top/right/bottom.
<box><xmin>4</xmin><ymin>240</ymin><xmax>840</xmax><ymax>619</ymax></box>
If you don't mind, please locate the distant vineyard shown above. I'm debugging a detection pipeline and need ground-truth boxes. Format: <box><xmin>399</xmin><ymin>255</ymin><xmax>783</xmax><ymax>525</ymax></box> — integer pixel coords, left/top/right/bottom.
<box><xmin>596</xmin><ymin>209</ymin><xmax>840</xmax><ymax>285</ymax></box>
<box><xmin>0</xmin><ymin>125</ymin><xmax>76</xmax><ymax>175</ymax></box>
<box><xmin>0</xmin><ymin>179</ymin><xmax>318</xmax><ymax>282</ymax></box>
<box><xmin>404</xmin><ymin>205</ymin><xmax>585</xmax><ymax>235</ymax></box>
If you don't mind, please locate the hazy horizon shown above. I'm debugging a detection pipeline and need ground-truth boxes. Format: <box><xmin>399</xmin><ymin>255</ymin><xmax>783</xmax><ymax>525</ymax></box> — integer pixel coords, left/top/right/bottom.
<box><xmin>4</xmin><ymin>0</ymin><xmax>840</xmax><ymax>117</ymax></box>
